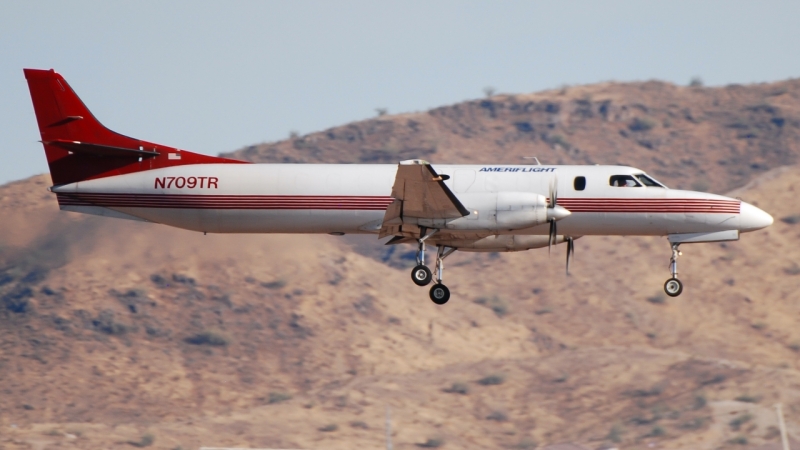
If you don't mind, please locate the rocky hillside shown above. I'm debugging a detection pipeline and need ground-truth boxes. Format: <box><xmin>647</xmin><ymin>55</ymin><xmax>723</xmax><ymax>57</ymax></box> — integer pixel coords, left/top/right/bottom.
<box><xmin>2</xmin><ymin>80</ymin><xmax>800</xmax><ymax>450</ymax></box>
<box><xmin>228</xmin><ymin>79</ymin><xmax>800</xmax><ymax>194</ymax></box>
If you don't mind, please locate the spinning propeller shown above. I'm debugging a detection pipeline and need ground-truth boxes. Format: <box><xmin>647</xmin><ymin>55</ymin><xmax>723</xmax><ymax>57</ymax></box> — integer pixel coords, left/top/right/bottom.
<box><xmin>545</xmin><ymin>176</ymin><xmax>574</xmax><ymax>274</ymax></box>
<box><xmin>565</xmin><ymin>236</ymin><xmax>574</xmax><ymax>275</ymax></box>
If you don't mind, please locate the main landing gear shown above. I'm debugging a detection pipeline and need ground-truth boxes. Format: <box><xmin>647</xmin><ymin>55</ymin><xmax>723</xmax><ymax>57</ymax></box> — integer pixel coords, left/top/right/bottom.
<box><xmin>409</xmin><ymin>231</ymin><xmax>456</xmax><ymax>305</ymax></box>
<box><xmin>410</xmin><ymin>232</ymin><xmax>434</xmax><ymax>287</ymax></box>
<box><xmin>664</xmin><ymin>243</ymin><xmax>683</xmax><ymax>297</ymax></box>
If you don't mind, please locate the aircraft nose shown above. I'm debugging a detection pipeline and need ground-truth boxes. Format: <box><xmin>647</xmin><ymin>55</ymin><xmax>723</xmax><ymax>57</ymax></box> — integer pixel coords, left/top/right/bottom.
<box><xmin>739</xmin><ymin>201</ymin><xmax>773</xmax><ymax>232</ymax></box>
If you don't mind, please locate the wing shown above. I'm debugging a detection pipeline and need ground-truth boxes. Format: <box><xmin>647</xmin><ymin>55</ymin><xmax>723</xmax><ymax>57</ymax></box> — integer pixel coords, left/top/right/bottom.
<box><xmin>379</xmin><ymin>160</ymin><xmax>470</xmax><ymax>238</ymax></box>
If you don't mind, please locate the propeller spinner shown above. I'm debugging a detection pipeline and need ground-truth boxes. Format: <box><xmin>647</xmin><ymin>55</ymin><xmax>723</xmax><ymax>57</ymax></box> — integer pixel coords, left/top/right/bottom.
<box><xmin>546</xmin><ymin>176</ymin><xmax>571</xmax><ymax>254</ymax></box>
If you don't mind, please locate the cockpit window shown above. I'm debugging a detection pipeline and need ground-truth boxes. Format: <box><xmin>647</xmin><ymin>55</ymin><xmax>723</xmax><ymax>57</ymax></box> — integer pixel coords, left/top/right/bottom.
<box><xmin>634</xmin><ymin>174</ymin><xmax>666</xmax><ymax>188</ymax></box>
<box><xmin>609</xmin><ymin>175</ymin><xmax>641</xmax><ymax>187</ymax></box>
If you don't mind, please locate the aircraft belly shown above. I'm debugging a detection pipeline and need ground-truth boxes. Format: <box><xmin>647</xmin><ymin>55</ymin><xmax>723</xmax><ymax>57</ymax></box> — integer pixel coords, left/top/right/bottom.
<box><xmin>111</xmin><ymin>207</ymin><xmax>384</xmax><ymax>234</ymax></box>
<box><xmin>517</xmin><ymin>212</ymin><xmax>735</xmax><ymax>236</ymax></box>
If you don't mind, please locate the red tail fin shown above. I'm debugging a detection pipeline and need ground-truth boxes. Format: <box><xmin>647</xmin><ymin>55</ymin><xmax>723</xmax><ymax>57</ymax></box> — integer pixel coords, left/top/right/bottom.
<box><xmin>24</xmin><ymin>69</ymin><xmax>246</xmax><ymax>185</ymax></box>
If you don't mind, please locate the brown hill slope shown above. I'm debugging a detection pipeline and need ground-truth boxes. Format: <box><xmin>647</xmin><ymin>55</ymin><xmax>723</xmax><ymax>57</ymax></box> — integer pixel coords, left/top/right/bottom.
<box><xmin>2</xmin><ymin>171</ymin><xmax>800</xmax><ymax>450</ymax></box>
<box><xmin>2</xmin><ymin>80</ymin><xmax>800</xmax><ymax>450</ymax></box>
<box><xmin>227</xmin><ymin>79</ymin><xmax>800</xmax><ymax>194</ymax></box>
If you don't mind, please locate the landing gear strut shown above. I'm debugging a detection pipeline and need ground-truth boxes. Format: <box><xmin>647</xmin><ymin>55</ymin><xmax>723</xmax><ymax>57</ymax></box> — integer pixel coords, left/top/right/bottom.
<box><xmin>410</xmin><ymin>229</ymin><xmax>437</xmax><ymax>287</ymax></box>
<box><xmin>664</xmin><ymin>243</ymin><xmax>683</xmax><ymax>297</ymax></box>
<box><xmin>429</xmin><ymin>245</ymin><xmax>456</xmax><ymax>305</ymax></box>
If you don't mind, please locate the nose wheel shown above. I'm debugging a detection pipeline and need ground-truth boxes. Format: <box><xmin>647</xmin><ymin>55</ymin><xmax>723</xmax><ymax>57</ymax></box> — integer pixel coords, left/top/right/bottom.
<box><xmin>664</xmin><ymin>278</ymin><xmax>683</xmax><ymax>297</ymax></box>
<box><xmin>664</xmin><ymin>243</ymin><xmax>683</xmax><ymax>297</ymax></box>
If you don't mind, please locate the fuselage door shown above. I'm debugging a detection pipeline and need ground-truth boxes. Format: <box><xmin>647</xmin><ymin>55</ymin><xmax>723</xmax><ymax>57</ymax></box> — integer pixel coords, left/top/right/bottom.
<box><xmin>454</xmin><ymin>169</ymin><xmax>476</xmax><ymax>193</ymax></box>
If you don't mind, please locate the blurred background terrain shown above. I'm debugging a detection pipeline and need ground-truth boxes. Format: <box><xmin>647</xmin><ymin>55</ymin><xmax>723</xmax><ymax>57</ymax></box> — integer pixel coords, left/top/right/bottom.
<box><xmin>2</xmin><ymin>79</ymin><xmax>800</xmax><ymax>449</ymax></box>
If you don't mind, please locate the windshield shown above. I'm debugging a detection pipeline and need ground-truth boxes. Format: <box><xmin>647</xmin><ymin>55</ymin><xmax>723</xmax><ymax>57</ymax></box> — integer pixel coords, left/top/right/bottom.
<box><xmin>609</xmin><ymin>175</ymin><xmax>641</xmax><ymax>187</ymax></box>
<box><xmin>634</xmin><ymin>174</ymin><xmax>666</xmax><ymax>188</ymax></box>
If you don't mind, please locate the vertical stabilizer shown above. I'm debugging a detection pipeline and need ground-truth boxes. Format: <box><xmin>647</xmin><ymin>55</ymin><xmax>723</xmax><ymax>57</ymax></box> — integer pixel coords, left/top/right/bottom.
<box><xmin>24</xmin><ymin>69</ymin><xmax>246</xmax><ymax>185</ymax></box>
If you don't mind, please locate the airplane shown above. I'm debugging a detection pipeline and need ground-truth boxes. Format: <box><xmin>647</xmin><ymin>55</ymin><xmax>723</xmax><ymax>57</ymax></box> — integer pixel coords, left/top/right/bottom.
<box><xmin>23</xmin><ymin>68</ymin><xmax>774</xmax><ymax>305</ymax></box>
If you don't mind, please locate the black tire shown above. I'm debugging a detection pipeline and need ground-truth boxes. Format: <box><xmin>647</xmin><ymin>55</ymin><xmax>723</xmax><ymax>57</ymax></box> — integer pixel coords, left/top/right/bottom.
<box><xmin>411</xmin><ymin>265</ymin><xmax>433</xmax><ymax>286</ymax></box>
<box><xmin>664</xmin><ymin>278</ymin><xmax>683</xmax><ymax>297</ymax></box>
<box><xmin>429</xmin><ymin>283</ymin><xmax>450</xmax><ymax>305</ymax></box>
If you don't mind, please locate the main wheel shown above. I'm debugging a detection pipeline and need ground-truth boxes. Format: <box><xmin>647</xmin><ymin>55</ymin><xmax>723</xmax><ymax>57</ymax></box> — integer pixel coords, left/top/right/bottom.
<box><xmin>429</xmin><ymin>283</ymin><xmax>450</xmax><ymax>305</ymax></box>
<box><xmin>664</xmin><ymin>278</ymin><xmax>683</xmax><ymax>297</ymax></box>
<box><xmin>411</xmin><ymin>265</ymin><xmax>433</xmax><ymax>286</ymax></box>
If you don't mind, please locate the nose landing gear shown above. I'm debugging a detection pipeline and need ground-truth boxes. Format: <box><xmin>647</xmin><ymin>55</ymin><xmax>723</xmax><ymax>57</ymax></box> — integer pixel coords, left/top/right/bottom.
<box><xmin>664</xmin><ymin>243</ymin><xmax>683</xmax><ymax>297</ymax></box>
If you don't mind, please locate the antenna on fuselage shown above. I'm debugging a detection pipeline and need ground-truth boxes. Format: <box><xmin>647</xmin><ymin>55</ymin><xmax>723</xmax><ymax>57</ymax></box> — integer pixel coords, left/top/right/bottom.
<box><xmin>522</xmin><ymin>156</ymin><xmax>542</xmax><ymax>165</ymax></box>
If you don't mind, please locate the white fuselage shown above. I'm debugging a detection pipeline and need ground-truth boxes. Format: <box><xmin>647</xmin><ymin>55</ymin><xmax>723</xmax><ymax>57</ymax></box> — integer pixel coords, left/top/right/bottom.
<box><xmin>51</xmin><ymin>163</ymin><xmax>769</xmax><ymax>242</ymax></box>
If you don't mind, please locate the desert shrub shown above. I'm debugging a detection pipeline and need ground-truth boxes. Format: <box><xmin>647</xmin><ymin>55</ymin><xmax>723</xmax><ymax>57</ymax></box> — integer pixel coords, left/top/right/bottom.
<box><xmin>689</xmin><ymin>77</ymin><xmax>704</xmax><ymax>87</ymax></box>
<box><xmin>629</xmin><ymin>117</ymin><xmax>656</xmax><ymax>132</ymax></box>
<box><xmin>128</xmin><ymin>433</ymin><xmax>155</xmax><ymax>447</ymax></box>
<box><xmin>728</xmin><ymin>435</ymin><xmax>748</xmax><ymax>445</ymax></box>
<box><xmin>486</xmin><ymin>410</ymin><xmax>508</xmax><ymax>421</ymax></box>
<box><xmin>318</xmin><ymin>423</ymin><xmax>338</xmax><ymax>432</ymax></box>
<box><xmin>729</xmin><ymin>413</ymin><xmax>753</xmax><ymax>431</ymax></box>
<box><xmin>515</xmin><ymin>438</ymin><xmax>538</xmax><ymax>449</ymax></box>
<box><xmin>645</xmin><ymin>426</ymin><xmax>665</xmax><ymax>437</ymax></box>
<box><xmin>751</xmin><ymin>322</ymin><xmax>767</xmax><ymax>330</ymax></box>
<box><xmin>92</xmin><ymin>310</ymin><xmax>130</xmax><ymax>335</ymax></box>
<box><xmin>2</xmin><ymin>286</ymin><xmax>33</xmax><ymax>313</ymax></box>
<box><xmin>261</xmin><ymin>279</ymin><xmax>287</xmax><ymax>289</ymax></box>
<box><xmin>631</xmin><ymin>413</ymin><xmax>659</xmax><ymax>425</ymax></box>
<box><xmin>416</xmin><ymin>437</ymin><xmax>444</xmax><ymax>448</ymax></box>
<box><xmin>149</xmin><ymin>274</ymin><xmax>169</xmax><ymax>288</ymax></box>
<box><xmin>780</xmin><ymin>215</ymin><xmax>800</xmax><ymax>225</ymax></box>
<box><xmin>607</xmin><ymin>424</ymin><xmax>623</xmax><ymax>443</ymax></box>
<box><xmin>268</xmin><ymin>392</ymin><xmax>292</xmax><ymax>404</ymax></box>
<box><xmin>534</xmin><ymin>307</ymin><xmax>552</xmax><ymax>315</ymax></box>
<box><xmin>629</xmin><ymin>384</ymin><xmax>663</xmax><ymax>398</ymax></box>
<box><xmin>548</xmin><ymin>134</ymin><xmax>570</xmax><ymax>148</ymax></box>
<box><xmin>693</xmin><ymin>394</ymin><xmax>707</xmax><ymax>410</ymax></box>
<box><xmin>21</xmin><ymin>267</ymin><xmax>48</xmax><ymax>284</ymax></box>
<box><xmin>735</xmin><ymin>394</ymin><xmax>761</xmax><ymax>403</ymax></box>
<box><xmin>478</xmin><ymin>374</ymin><xmax>505</xmax><ymax>386</ymax></box>
<box><xmin>788</xmin><ymin>341</ymin><xmax>800</xmax><ymax>352</ymax></box>
<box><xmin>350</xmin><ymin>420</ymin><xmax>369</xmax><ymax>429</ymax></box>
<box><xmin>184</xmin><ymin>330</ymin><xmax>229</xmax><ymax>346</ymax></box>
<box><xmin>443</xmin><ymin>382</ymin><xmax>469</xmax><ymax>395</ymax></box>
<box><xmin>783</xmin><ymin>265</ymin><xmax>800</xmax><ymax>276</ymax></box>
<box><xmin>679</xmin><ymin>417</ymin><xmax>709</xmax><ymax>430</ymax></box>
<box><xmin>647</xmin><ymin>294</ymin><xmax>666</xmax><ymax>304</ymax></box>
<box><xmin>474</xmin><ymin>296</ymin><xmax>508</xmax><ymax>317</ymax></box>
<box><xmin>0</xmin><ymin>272</ymin><xmax>13</xmax><ymax>287</ymax></box>
<box><xmin>700</xmin><ymin>374</ymin><xmax>726</xmax><ymax>385</ymax></box>
<box><xmin>172</xmin><ymin>274</ymin><xmax>195</xmax><ymax>286</ymax></box>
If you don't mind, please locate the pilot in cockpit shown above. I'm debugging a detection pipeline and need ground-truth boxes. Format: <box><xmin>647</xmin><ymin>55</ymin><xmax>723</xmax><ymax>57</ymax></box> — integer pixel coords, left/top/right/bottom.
<box><xmin>610</xmin><ymin>175</ymin><xmax>639</xmax><ymax>187</ymax></box>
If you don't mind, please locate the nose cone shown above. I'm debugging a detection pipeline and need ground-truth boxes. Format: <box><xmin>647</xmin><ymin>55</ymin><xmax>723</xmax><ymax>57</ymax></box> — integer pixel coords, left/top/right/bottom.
<box><xmin>547</xmin><ymin>205</ymin><xmax>572</xmax><ymax>221</ymax></box>
<box><xmin>739</xmin><ymin>202</ymin><xmax>773</xmax><ymax>232</ymax></box>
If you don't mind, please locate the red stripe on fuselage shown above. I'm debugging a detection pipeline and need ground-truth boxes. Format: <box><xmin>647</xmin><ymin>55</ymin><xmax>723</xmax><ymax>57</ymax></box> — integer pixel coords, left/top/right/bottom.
<box><xmin>57</xmin><ymin>193</ymin><xmax>395</xmax><ymax>210</ymax></box>
<box><xmin>557</xmin><ymin>198</ymin><xmax>740</xmax><ymax>213</ymax></box>
<box><xmin>56</xmin><ymin>194</ymin><xmax>741</xmax><ymax>214</ymax></box>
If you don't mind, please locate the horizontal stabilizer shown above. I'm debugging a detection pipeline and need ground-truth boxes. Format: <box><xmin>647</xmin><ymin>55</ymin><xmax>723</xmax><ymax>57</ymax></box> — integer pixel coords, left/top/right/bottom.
<box><xmin>44</xmin><ymin>139</ymin><xmax>160</xmax><ymax>157</ymax></box>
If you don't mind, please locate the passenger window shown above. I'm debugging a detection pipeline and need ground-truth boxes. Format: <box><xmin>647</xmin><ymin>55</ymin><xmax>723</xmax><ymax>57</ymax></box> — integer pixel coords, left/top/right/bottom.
<box><xmin>609</xmin><ymin>175</ymin><xmax>641</xmax><ymax>187</ymax></box>
<box><xmin>573</xmin><ymin>176</ymin><xmax>586</xmax><ymax>191</ymax></box>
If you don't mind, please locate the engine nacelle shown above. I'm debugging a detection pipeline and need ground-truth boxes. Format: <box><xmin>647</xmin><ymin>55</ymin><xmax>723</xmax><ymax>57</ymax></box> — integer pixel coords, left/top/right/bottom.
<box><xmin>444</xmin><ymin>192</ymin><xmax>549</xmax><ymax>232</ymax></box>
<box><xmin>437</xmin><ymin>234</ymin><xmax>568</xmax><ymax>252</ymax></box>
